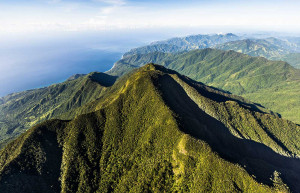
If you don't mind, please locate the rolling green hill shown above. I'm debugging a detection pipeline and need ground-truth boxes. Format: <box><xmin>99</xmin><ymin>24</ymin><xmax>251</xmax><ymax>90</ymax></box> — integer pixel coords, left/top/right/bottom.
<box><xmin>108</xmin><ymin>49</ymin><xmax>300</xmax><ymax>123</ymax></box>
<box><xmin>0</xmin><ymin>72</ymin><xmax>117</xmax><ymax>146</ymax></box>
<box><xmin>0</xmin><ymin>64</ymin><xmax>299</xmax><ymax>192</ymax></box>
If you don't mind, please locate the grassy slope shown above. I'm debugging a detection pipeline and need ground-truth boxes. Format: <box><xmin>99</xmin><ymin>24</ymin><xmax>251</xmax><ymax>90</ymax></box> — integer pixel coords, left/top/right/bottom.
<box><xmin>0</xmin><ymin>64</ymin><xmax>299</xmax><ymax>192</ymax></box>
<box><xmin>0</xmin><ymin>72</ymin><xmax>117</xmax><ymax>144</ymax></box>
<box><xmin>108</xmin><ymin>49</ymin><xmax>300</xmax><ymax>123</ymax></box>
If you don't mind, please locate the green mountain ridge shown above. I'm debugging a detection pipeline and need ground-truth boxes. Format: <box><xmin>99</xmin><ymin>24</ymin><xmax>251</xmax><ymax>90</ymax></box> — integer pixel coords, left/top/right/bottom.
<box><xmin>66</xmin><ymin>74</ymin><xmax>86</xmax><ymax>81</ymax></box>
<box><xmin>151</xmin><ymin>33</ymin><xmax>240</xmax><ymax>48</ymax></box>
<box><xmin>0</xmin><ymin>64</ymin><xmax>299</xmax><ymax>192</ymax></box>
<box><xmin>108</xmin><ymin>48</ymin><xmax>300</xmax><ymax>123</ymax></box>
<box><xmin>123</xmin><ymin>44</ymin><xmax>185</xmax><ymax>58</ymax></box>
<box><xmin>0</xmin><ymin>72</ymin><xmax>117</xmax><ymax>146</ymax></box>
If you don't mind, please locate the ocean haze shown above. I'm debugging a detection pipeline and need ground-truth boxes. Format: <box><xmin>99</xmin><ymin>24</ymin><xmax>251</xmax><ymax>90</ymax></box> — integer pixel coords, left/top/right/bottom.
<box><xmin>0</xmin><ymin>28</ymin><xmax>226</xmax><ymax>97</ymax></box>
<box><xmin>0</xmin><ymin>31</ymin><xmax>163</xmax><ymax>97</ymax></box>
<box><xmin>1</xmin><ymin>28</ymin><xmax>298</xmax><ymax>97</ymax></box>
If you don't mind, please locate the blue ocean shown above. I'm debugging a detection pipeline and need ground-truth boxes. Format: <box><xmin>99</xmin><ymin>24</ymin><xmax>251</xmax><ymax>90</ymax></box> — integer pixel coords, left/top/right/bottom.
<box><xmin>0</xmin><ymin>30</ymin><xmax>169</xmax><ymax>97</ymax></box>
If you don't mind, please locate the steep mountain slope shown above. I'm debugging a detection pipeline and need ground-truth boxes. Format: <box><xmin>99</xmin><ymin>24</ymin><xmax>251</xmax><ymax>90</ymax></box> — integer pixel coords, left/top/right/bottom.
<box><xmin>0</xmin><ymin>72</ymin><xmax>117</xmax><ymax>146</ymax></box>
<box><xmin>108</xmin><ymin>49</ymin><xmax>300</xmax><ymax>123</ymax></box>
<box><xmin>0</xmin><ymin>64</ymin><xmax>299</xmax><ymax>193</ymax></box>
<box><xmin>123</xmin><ymin>33</ymin><xmax>241</xmax><ymax>57</ymax></box>
<box><xmin>214</xmin><ymin>38</ymin><xmax>297</xmax><ymax>59</ymax></box>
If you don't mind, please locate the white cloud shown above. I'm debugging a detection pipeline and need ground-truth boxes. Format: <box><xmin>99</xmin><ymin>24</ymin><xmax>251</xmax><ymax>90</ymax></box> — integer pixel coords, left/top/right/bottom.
<box><xmin>1</xmin><ymin>0</ymin><xmax>300</xmax><ymax>34</ymax></box>
<box><xmin>93</xmin><ymin>0</ymin><xmax>126</xmax><ymax>6</ymax></box>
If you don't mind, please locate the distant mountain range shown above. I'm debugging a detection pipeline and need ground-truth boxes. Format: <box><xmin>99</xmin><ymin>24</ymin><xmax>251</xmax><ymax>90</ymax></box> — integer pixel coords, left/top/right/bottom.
<box><xmin>0</xmin><ymin>64</ymin><xmax>299</xmax><ymax>192</ymax></box>
<box><xmin>214</xmin><ymin>38</ymin><xmax>297</xmax><ymax>59</ymax></box>
<box><xmin>123</xmin><ymin>33</ymin><xmax>241</xmax><ymax>57</ymax></box>
<box><xmin>123</xmin><ymin>33</ymin><xmax>300</xmax><ymax>69</ymax></box>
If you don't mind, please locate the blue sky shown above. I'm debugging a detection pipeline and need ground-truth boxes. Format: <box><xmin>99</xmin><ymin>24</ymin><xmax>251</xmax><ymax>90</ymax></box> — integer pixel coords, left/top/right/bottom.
<box><xmin>1</xmin><ymin>0</ymin><xmax>300</xmax><ymax>34</ymax></box>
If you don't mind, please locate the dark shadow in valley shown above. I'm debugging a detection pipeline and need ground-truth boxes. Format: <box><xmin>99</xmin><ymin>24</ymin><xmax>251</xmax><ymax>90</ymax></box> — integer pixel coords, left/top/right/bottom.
<box><xmin>0</xmin><ymin>120</ymin><xmax>68</xmax><ymax>193</ymax></box>
<box><xmin>89</xmin><ymin>72</ymin><xmax>118</xmax><ymax>87</ymax></box>
<box><xmin>156</xmin><ymin>73</ymin><xmax>300</xmax><ymax>192</ymax></box>
<box><xmin>153</xmin><ymin>64</ymin><xmax>278</xmax><ymax>115</ymax></box>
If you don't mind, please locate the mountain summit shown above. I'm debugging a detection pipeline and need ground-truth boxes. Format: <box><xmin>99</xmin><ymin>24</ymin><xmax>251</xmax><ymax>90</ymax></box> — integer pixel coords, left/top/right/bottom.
<box><xmin>0</xmin><ymin>64</ymin><xmax>299</xmax><ymax>193</ymax></box>
<box><xmin>108</xmin><ymin>48</ymin><xmax>300</xmax><ymax>123</ymax></box>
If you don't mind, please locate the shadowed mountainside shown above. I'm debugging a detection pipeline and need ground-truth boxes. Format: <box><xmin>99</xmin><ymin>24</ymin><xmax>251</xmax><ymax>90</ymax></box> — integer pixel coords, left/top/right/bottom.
<box><xmin>108</xmin><ymin>49</ymin><xmax>300</xmax><ymax>123</ymax></box>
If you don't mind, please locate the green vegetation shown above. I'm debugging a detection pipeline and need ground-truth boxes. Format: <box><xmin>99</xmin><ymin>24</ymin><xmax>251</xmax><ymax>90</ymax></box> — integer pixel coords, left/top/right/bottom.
<box><xmin>108</xmin><ymin>49</ymin><xmax>300</xmax><ymax>123</ymax></box>
<box><xmin>0</xmin><ymin>72</ymin><xmax>117</xmax><ymax>144</ymax></box>
<box><xmin>0</xmin><ymin>64</ymin><xmax>299</xmax><ymax>192</ymax></box>
<box><xmin>0</xmin><ymin>32</ymin><xmax>299</xmax><ymax>192</ymax></box>
<box><xmin>2</xmin><ymin>33</ymin><xmax>299</xmax><ymax>147</ymax></box>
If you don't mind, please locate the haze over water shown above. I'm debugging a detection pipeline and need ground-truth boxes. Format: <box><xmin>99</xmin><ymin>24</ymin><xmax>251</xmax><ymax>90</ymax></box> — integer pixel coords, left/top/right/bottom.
<box><xmin>0</xmin><ymin>27</ymin><xmax>241</xmax><ymax>97</ymax></box>
<box><xmin>0</xmin><ymin>30</ymin><xmax>166</xmax><ymax>97</ymax></box>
